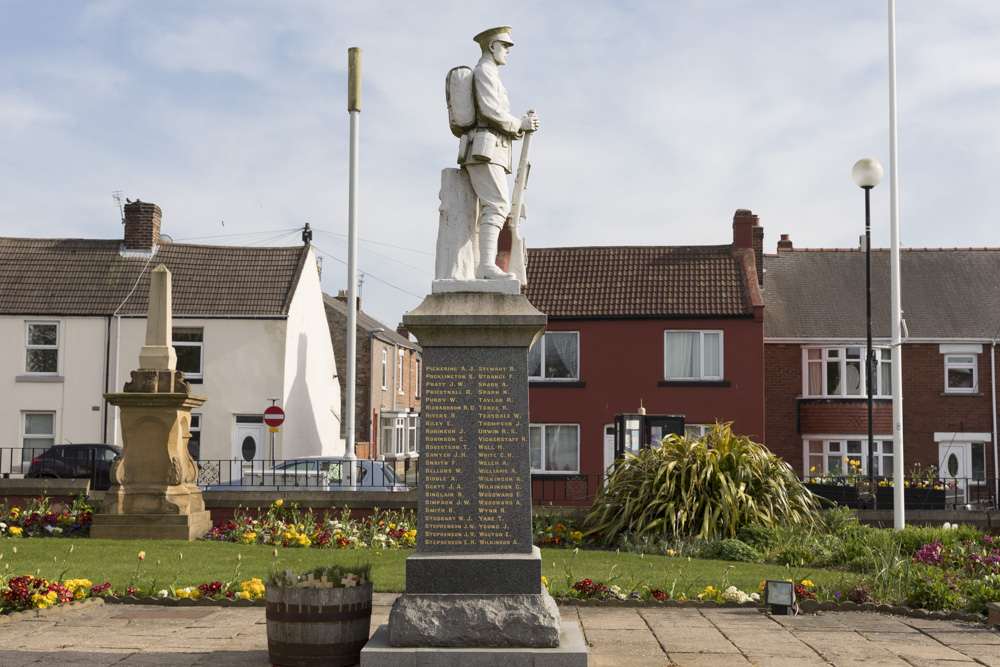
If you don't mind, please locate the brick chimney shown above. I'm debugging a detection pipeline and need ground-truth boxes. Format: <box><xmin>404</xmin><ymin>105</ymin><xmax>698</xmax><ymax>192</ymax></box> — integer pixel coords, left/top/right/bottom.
<box><xmin>732</xmin><ymin>209</ymin><xmax>763</xmax><ymax>286</ymax></box>
<box><xmin>336</xmin><ymin>289</ymin><xmax>361</xmax><ymax>311</ymax></box>
<box><xmin>396</xmin><ymin>323</ymin><xmax>410</xmax><ymax>341</ymax></box>
<box><xmin>123</xmin><ymin>200</ymin><xmax>161</xmax><ymax>251</ymax></box>
<box><xmin>777</xmin><ymin>234</ymin><xmax>794</xmax><ymax>251</ymax></box>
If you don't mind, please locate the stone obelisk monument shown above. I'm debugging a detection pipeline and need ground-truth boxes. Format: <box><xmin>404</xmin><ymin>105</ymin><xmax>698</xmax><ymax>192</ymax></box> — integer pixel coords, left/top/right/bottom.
<box><xmin>91</xmin><ymin>264</ymin><xmax>212</xmax><ymax>541</ymax></box>
<box><xmin>361</xmin><ymin>25</ymin><xmax>587</xmax><ymax>666</ymax></box>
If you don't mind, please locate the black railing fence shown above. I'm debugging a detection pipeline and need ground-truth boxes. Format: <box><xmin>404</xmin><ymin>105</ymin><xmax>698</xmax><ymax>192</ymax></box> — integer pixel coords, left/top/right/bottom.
<box><xmin>804</xmin><ymin>475</ymin><xmax>998</xmax><ymax>510</ymax></box>
<box><xmin>1</xmin><ymin>448</ymin><xmax>418</xmax><ymax>492</ymax></box>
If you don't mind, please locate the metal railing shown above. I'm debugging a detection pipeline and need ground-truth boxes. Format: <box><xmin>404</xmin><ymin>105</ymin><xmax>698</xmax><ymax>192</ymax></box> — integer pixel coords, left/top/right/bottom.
<box><xmin>195</xmin><ymin>457</ymin><xmax>418</xmax><ymax>491</ymax></box>
<box><xmin>0</xmin><ymin>446</ymin><xmax>111</xmax><ymax>490</ymax></box>
<box><xmin>531</xmin><ymin>474</ymin><xmax>598</xmax><ymax>506</ymax></box>
<box><xmin>803</xmin><ymin>475</ymin><xmax>997</xmax><ymax>510</ymax></box>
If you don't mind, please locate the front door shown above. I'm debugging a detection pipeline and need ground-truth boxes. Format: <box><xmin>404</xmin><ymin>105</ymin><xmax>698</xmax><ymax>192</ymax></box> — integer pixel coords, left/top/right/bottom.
<box><xmin>234</xmin><ymin>416</ymin><xmax>266</xmax><ymax>467</ymax></box>
<box><xmin>939</xmin><ymin>442</ymin><xmax>971</xmax><ymax>505</ymax></box>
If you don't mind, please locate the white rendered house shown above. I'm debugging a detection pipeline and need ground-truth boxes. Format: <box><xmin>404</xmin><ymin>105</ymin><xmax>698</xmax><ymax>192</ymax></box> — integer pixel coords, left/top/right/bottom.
<box><xmin>0</xmin><ymin>200</ymin><xmax>344</xmax><ymax>472</ymax></box>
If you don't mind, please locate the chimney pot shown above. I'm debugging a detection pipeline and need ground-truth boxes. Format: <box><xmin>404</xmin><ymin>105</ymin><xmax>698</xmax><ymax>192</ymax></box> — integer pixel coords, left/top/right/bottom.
<box><xmin>777</xmin><ymin>234</ymin><xmax>794</xmax><ymax>251</ymax></box>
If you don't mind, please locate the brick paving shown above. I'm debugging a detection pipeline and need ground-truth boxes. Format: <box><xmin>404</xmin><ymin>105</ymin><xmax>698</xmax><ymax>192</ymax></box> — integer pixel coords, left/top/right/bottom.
<box><xmin>1</xmin><ymin>594</ymin><xmax>999</xmax><ymax>666</ymax></box>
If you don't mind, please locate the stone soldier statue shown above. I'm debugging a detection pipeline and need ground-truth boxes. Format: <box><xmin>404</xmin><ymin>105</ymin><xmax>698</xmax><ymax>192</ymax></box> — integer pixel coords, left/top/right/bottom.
<box><xmin>459</xmin><ymin>26</ymin><xmax>540</xmax><ymax>281</ymax></box>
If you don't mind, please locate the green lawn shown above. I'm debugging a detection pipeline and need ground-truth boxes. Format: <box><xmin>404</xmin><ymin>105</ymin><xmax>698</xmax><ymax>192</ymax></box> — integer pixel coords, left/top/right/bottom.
<box><xmin>2</xmin><ymin>539</ymin><xmax>856</xmax><ymax>599</ymax></box>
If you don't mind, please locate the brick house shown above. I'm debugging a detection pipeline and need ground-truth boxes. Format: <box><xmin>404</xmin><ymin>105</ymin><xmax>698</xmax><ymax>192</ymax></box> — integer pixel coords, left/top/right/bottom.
<box><xmin>324</xmin><ymin>294</ymin><xmax>421</xmax><ymax>464</ymax></box>
<box><xmin>762</xmin><ymin>239</ymin><xmax>1000</xmax><ymax>505</ymax></box>
<box><xmin>522</xmin><ymin>210</ymin><xmax>766</xmax><ymax>502</ymax></box>
<box><xmin>0</xmin><ymin>200</ymin><xmax>344</xmax><ymax>470</ymax></box>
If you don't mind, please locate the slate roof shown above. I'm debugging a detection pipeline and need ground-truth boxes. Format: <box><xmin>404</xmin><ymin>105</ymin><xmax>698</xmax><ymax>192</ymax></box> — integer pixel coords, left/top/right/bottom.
<box><xmin>523</xmin><ymin>245</ymin><xmax>761</xmax><ymax>319</ymax></box>
<box><xmin>0</xmin><ymin>237</ymin><xmax>310</xmax><ymax>317</ymax></box>
<box><xmin>762</xmin><ymin>248</ymin><xmax>1000</xmax><ymax>339</ymax></box>
<box><xmin>323</xmin><ymin>294</ymin><xmax>419</xmax><ymax>349</ymax></box>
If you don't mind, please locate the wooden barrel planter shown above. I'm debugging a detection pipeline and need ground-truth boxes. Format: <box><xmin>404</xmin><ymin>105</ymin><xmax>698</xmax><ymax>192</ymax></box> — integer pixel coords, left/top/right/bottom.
<box><xmin>265</xmin><ymin>583</ymin><xmax>373</xmax><ymax>667</ymax></box>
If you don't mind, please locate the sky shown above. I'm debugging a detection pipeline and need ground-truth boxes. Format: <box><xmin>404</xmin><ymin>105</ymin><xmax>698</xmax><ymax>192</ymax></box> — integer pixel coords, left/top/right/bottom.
<box><xmin>1</xmin><ymin>1</ymin><xmax>998</xmax><ymax>328</ymax></box>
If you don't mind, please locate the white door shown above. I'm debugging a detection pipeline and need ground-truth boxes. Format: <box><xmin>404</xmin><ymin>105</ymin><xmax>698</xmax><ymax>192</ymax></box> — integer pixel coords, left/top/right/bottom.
<box><xmin>234</xmin><ymin>416</ymin><xmax>266</xmax><ymax>465</ymax></box>
<box><xmin>603</xmin><ymin>424</ymin><xmax>615</xmax><ymax>476</ymax></box>
<box><xmin>939</xmin><ymin>443</ymin><xmax>970</xmax><ymax>504</ymax></box>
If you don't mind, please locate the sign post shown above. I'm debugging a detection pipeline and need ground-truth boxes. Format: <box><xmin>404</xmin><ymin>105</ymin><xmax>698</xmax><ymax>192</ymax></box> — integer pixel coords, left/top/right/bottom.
<box><xmin>264</xmin><ymin>403</ymin><xmax>284</xmax><ymax>462</ymax></box>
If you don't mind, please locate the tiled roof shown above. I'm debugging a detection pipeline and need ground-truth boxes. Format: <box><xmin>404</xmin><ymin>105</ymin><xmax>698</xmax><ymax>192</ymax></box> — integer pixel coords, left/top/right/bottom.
<box><xmin>323</xmin><ymin>294</ymin><xmax>419</xmax><ymax>349</ymax></box>
<box><xmin>763</xmin><ymin>248</ymin><xmax>1000</xmax><ymax>339</ymax></box>
<box><xmin>523</xmin><ymin>245</ymin><xmax>759</xmax><ymax>319</ymax></box>
<box><xmin>0</xmin><ymin>237</ymin><xmax>309</xmax><ymax>317</ymax></box>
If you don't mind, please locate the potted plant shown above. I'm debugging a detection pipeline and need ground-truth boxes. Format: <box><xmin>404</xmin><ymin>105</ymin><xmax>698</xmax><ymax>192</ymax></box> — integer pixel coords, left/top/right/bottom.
<box><xmin>265</xmin><ymin>563</ymin><xmax>373</xmax><ymax>667</ymax></box>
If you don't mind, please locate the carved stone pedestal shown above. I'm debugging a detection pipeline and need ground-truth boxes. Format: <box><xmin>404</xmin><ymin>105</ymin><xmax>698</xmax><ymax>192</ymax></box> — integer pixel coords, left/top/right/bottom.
<box><xmin>91</xmin><ymin>376</ymin><xmax>210</xmax><ymax>541</ymax></box>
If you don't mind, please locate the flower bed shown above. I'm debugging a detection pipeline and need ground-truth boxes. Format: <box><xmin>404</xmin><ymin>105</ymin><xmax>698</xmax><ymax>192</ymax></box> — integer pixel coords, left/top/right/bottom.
<box><xmin>0</xmin><ymin>497</ymin><xmax>93</xmax><ymax>539</ymax></box>
<box><xmin>202</xmin><ymin>500</ymin><xmax>417</xmax><ymax>549</ymax></box>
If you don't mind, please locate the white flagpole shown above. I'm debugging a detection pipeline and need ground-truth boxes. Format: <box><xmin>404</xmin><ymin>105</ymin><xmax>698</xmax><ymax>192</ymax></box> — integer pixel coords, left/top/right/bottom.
<box><xmin>345</xmin><ymin>47</ymin><xmax>361</xmax><ymax>490</ymax></box>
<box><xmin>888</xmin><ymin>0</ymin><xmax>905</xmax><ymax>529</ymax></box>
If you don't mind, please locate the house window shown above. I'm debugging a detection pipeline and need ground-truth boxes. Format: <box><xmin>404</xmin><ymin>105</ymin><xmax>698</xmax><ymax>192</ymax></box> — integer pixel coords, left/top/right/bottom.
<box><xmin>684</xmin><ymin>424</ymin><xmax>712</xmax><ymax>440</ymax></box>
<box><xmin>664</xmin><ymin>330</ymin><xmax>722</xmax><ymax>380</ymax></box>
<box><xmin>381</xmin><ymin>413</ymin><xmax>419</xmax><ymax>456</ymax></box>
<box><xmin>529</xmin><ymin>332</ymin><xmax>579</xmax><ymax>380</ymax></box>
<box><xmin>804</xmin><ymin>438</ymin><xmax>893</xmax><ymax>478</ymax></box>
<box><xmin>187</xmin><ymin>414</ymin><xmax>201</xmax><ymax>461</ymax></box>
<box><xmin>173</xmin><ymin>328</ymin><xmax>204</xmax><ymax>381</ymax></box>
<box><xmin>803</xmin><ymin>346</ymin><xmax>891</xmax><ymax>398</ymax></box>
<box><xmin>944</xmin><ymin>355</ymin><xmax>977</xmax><ymax>393</ymax></box>
<box><xmin>381</xmin><ymin>349</ymin><xmax>387</xmax><ymax>390</ymax></box>
<box><xmin>397</xmin><ymin>349</ymin><xmax>405</xmax><ymax>395</ymax></box>
<box><xmin>22</xmin><ymin>412</ymin><xmax>55</xmax><ymax>466</ymax></box>
<box><xmin>529</xmin><ymin>424</ymin><xmax>580</xmax><ymax>473</ymax></box>
<box><xmin>25</xmin><ymin>322</ymin><xmax>59</xmax><ymax>374</ymax></box>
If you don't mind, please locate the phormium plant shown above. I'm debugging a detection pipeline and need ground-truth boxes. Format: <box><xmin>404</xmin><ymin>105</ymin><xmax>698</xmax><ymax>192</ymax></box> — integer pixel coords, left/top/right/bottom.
<box><xmin>585</xmin><ymin>423</ymin><xmax>822</xmax><ymax>543</ymax></box>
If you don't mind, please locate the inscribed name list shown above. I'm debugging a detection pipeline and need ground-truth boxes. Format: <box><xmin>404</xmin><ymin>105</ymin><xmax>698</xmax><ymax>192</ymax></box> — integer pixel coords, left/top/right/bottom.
<box><xmin>418</xmin><ymin>349</ymin><xmax>532</xmax><ymax>553</ymax></box>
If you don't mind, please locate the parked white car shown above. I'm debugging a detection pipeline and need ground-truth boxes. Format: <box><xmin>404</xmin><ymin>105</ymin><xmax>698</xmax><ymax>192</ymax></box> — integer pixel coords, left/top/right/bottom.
<box><xmin>203</xmin><ymin>457</ymin><xmax>408</xmax><ymax>492</ymax></box>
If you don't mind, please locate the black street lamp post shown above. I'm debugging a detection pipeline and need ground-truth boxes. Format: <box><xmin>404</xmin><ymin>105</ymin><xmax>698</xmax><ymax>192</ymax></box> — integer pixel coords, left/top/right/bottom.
<box><xmin>853</xmin><ymin>158</ymin><xmax>883</xmax><ymax>506</ymax></box>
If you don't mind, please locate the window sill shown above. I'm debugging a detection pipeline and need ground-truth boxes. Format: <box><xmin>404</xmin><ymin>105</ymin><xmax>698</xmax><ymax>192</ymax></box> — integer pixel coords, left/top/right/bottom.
<box><xmin>186</xmin><ymin>378</ymin><xmax>203</xmax><ymax>385</ymax></box>
<box><xmin>529</xmin><ymin>380</ymin><xmax>586</xmax><ymax>388</ymax></box>
<box><xmin>531</xmin><ymin>472</ymin><xmax>581</xmax><ymax>479</ymax></box>
<box><xmin>16</xmin><ymin>375</ymin><xmax>64</xmax><ymax>383</ymax></box>
<box><xmin>658</xmin><ymin>380</ymin><xmax>730</xmax><ymax>388</ymax></box>
<box><xmin>941</xmin><ymin>391</ymin><xmax>983</xmax><ymax>397</ymax></box>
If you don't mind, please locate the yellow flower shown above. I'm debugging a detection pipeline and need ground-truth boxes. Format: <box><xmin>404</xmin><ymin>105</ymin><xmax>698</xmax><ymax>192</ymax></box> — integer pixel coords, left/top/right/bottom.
<box><xmin>541</xmin><ymin>576</ymin><xmax>549</xmax><ymax>588</ymax></box>
<box><xmin>274</xmin><ymin>499</ymin><xmax>283</xmax><ymax>507</ymax></box>
<box><xmin>389</xmin><ymin>523</ymin><xmax>396</xmax><ymax>530</ymax></box>
<box><xmin>138</xmin><ymin>551</ymin><xmax>146</xmax><ymax>561</ymax></box>
<box><xmin>800</xmin><ymin>580</ymin><xmax>815</xmax><ymax>588</ymax></box>
<box><xmin>9</xmin><ymin>526</ymin><xmax>22</xmax><ymax>537</ymax></box>
<box><xmin>239</xmin><ymin>578</ymin><xmax>265</xmax><ymax>600</ymax></box>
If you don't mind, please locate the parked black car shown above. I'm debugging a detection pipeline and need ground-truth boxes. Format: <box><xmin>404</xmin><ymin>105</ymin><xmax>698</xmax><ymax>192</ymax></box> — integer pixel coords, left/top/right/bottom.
<box><xmin>26</xmin><ymin>444</ymin><xmax>122</xmax><ymax>490</ymax></box>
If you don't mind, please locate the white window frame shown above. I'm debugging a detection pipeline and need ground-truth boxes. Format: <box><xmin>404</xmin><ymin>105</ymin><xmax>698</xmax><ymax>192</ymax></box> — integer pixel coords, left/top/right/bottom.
<box><xmin>382</xmin><ymin>412</ymin><xmax>418</xmax><ymax>457</ymax></box>
<box><xmin>803</xmin><ymin>436</ymin><xmax>894</xmax><ymax>478</ymax></box>
<box><xmin>802</xmin><ymin>346</ymin><xmax>892</xmax><ymax>398</ymax></box>
<box><xmin>25</xmin><ymin>321</ymin><xmax>60</xmax><ymax>375</ymax></box>
<box><xmin>935</xmin><ymin>432</ymin><xmax>991</xmax><ymax>485</ymax></box>
<box><xmin>529</xmin><ymin>423</ymin><xmax>580</xmax><ymax>474</ymax></box>
<box><xmin>187</xmin><ymin>413</ymin><xmax>202</xmax><ymax>461</ymax></box>
<box><xmin>397</xmin><ymin>349</ymin><xmax>405</xmax><ymax>395</ymax></box>
<box><xmin>528</xmin><ymin>331</ymin><xmax>580</xmax><ymax>381</ymax></box>
<box><xmin>172</xmin><ymin>327</ymin><xmax>204</xmax><ymax>381</ymax></box>
<box><xmin>407</xmin><ymin>415</ymin><xmax>419</xmax><ymax>454</ymax></box>
<box><xmin>663</xmin><ymin>330</ymin><xmax>723</xmax><ymax>380</ymax></box>
<box><xmin>381</xmin><ymin>349</ymin><xmax>387</xmax><ymax>390</ymax></box>
<box><xmin>685</xmin><ymin>424</ymin><xmax>712</xmax><ymax>440</ymax></box>
<box><xmin>22</xmin><ymin>411</ymin><xmax>56</xmax><ymax>467</ymax></box>
<box><xmin>944</xmin><ymin>355</ymin><xmax>977</xmax><ymax>393</ymax></box>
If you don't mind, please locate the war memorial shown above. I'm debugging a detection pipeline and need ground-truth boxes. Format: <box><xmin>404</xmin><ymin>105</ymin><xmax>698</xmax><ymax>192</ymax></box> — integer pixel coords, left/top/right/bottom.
<box><xmin>360</xmin><ymin>25</ymin><xmax>588</xmax><ymax>666</ymax></box>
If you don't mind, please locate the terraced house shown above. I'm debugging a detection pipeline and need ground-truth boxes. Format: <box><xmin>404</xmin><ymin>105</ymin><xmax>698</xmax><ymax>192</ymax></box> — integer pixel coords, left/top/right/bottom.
<box><xmin>0</xmin><ymin>200</ymin><xmax>344</xmax><ymax>474</ymax></box>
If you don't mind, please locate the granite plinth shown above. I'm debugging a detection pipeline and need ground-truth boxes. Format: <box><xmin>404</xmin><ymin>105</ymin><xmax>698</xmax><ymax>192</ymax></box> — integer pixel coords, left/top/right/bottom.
<box><xmin>363</xmin><ymin>621</ymin><xmax>588</xmax><ymax>666</ymax></box>
<box><xmin>387</xmin><ymin>589</ymin><xmax>561</xmax><ymax>648</ymax></box>
<box><xmin>89</xmin><ymin>510</ymin><xmax>213</xmax><ymax>540</ymax></box>
<box><xmin>433</xmin><ymin>278</ymin><xmax>521</xmax><ymax>294</ymax></box>
<box><xmin>406</xmin><ymin>547</ymin><xmax>542</xmax><ymax>594</ymax></box>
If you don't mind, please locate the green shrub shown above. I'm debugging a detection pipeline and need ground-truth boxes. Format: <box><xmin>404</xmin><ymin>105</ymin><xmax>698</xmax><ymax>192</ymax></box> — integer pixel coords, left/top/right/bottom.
<box><xmin>776</xmin><ymin>543</ymin><xmax>815</xmax><ymax>566</ymax></box>
<box><xmin>585</xmin><ymin>423</ymin><xmax>822</xmax><ymax>543</ymax></box>
<box><xmin>702</xmin><ymin>539</ymin><xmax>761</xmax><ymax>563</ymax></box>
<box><xmin>964</xmin><ymin>573</ymin><xmax>1000</xmax><ymax>615</ymax></box>
<box><xmin>736</xmin><ymin>524</ymin><xmax>778</xmax><ymax>552</ymax></box>
<box><xmin>904</xmin><ymin>564</ymin><xmax>964</xmax><ymax>611</ymax></box>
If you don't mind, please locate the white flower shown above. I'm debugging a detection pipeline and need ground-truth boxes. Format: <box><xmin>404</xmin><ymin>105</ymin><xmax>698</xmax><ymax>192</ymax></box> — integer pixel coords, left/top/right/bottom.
<box><xmin>157</xmin><ymin>590</ymin><xmax>170</xmax><ymax>598</ymax></box>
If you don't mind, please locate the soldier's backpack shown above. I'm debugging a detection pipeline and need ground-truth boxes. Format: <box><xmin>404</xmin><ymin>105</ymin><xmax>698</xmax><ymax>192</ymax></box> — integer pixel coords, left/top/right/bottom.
<box><xmin>446</xmin><ymin>66</ymin><xmax>476</xmax><ymax>138</ymax></box>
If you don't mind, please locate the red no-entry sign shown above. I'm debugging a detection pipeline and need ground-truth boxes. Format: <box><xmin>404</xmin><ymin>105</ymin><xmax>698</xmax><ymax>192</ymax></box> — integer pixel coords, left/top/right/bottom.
<box><xmin>264</xmin><ymin>406</ymin><xmax>285</xmax><ymax>427</ymax></box>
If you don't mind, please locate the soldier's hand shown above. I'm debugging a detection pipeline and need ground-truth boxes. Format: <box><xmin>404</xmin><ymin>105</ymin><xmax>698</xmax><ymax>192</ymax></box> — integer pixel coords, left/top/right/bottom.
<box><xmin>520</xmin><ymin>113</ymin><xmax>539</xmax><ymax>132</ymax></box>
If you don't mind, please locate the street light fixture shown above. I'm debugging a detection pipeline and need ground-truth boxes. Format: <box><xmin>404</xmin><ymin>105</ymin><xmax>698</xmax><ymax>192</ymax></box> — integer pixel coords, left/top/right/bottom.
<box><xmin>852</xmin><ymin>158</ymin><xmax>883</xmax><ymax>506</ymax></box>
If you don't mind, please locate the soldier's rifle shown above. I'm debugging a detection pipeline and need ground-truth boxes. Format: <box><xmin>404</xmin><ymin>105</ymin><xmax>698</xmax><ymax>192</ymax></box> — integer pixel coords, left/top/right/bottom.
<box><xmin>507</xmin><ymin>111</ymin><xmax>534</xmax><ymax>285</ymax></box>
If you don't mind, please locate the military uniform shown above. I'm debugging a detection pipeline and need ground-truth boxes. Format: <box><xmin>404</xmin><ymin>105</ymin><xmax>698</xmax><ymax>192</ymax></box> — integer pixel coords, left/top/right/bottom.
<box><xmin>458</xmin><ymin>26</ymin><xmax>527</xmax><ymax>280</ymax></box>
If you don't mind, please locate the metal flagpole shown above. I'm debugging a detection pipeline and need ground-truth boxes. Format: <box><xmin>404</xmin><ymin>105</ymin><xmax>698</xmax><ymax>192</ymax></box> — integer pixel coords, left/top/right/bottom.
<box><xmin>888</xmin><ymin>0</ymin><xmax>905</xmax><ymax>529</ymax></box>
<box><xmin>344</xmin><ymin>47</ymin><xmax>362</xmax><ymax>490</ymax></box>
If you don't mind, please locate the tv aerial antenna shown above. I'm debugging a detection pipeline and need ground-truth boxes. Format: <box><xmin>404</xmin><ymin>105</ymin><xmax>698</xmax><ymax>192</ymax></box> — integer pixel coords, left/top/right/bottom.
<box><xmin>112</xmin><ymin>191</ymin><xmax>125</xmax><ymax>224</ymax></box>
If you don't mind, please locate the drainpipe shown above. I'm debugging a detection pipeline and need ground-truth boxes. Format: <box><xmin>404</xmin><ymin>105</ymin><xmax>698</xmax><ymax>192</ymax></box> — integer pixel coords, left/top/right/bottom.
<box><xmin>992</xmin><ymin>336</ymin><xmax>998</xmax><ymax>504</ymax></box>
<box><xmin>111</xmin><ymin>314</ymin><xmax>122</xmax><ymax>446</ymax></box>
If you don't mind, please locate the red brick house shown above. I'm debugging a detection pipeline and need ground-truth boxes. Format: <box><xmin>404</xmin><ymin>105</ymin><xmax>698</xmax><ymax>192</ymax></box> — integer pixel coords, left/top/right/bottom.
<box><xmin>324</xmin><ymin>294</ymin><xmax>421</xmax><ymax>464</ymax></box>
<box><xmin>762</xmin><ymin>239</ymin><xmax>1000</xmax><ymax>505</ymax></box>
<box><xmin>522</xmin><ymin>210</ymin><xmax>766</xmax><ymax>502</ymax></box>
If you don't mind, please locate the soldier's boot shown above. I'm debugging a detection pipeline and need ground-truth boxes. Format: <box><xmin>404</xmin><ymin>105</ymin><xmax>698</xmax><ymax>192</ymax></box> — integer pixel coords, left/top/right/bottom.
<box><xmin>476</xmin><ymin>222</ymin><xmax>517</xmax><ymax>280</ymax></box>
